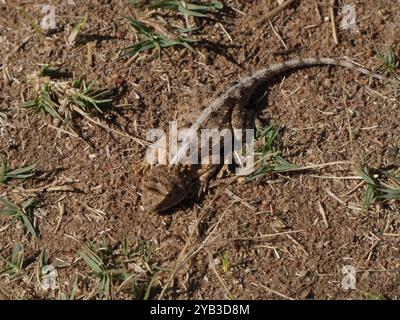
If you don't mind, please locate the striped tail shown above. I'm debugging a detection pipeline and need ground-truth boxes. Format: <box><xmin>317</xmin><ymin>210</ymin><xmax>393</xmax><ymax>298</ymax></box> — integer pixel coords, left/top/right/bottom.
<box><xmin>252</xmin><ymin>57</ymin><xmax>400</xmax><ymax>85</ymax></box>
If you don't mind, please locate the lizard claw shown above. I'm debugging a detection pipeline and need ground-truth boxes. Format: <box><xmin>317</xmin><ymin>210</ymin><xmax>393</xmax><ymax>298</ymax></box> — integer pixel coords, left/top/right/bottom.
<box><xmin>197</xmin><ymin>180</ymin><xmax>209</xmax><ymax>200</ymax></box>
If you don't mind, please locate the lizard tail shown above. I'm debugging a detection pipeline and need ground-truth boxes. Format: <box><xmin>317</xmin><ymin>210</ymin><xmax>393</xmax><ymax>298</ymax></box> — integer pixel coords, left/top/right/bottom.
<box><xmin>253</xmin><ymin>57</ymin><xmax>400</xmax><ymax>85</ymax></box>
<box><xmin>172</xmin><ymin>57</ymin><xmax>399</xmax><ymax>164</ymax></box>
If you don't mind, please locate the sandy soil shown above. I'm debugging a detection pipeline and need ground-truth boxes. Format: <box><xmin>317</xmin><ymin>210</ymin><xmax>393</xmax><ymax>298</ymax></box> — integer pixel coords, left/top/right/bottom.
<box><xmin>0</xmin><ymin>0</ymin><xmax>399</xmax><ymax>300</ymax></box>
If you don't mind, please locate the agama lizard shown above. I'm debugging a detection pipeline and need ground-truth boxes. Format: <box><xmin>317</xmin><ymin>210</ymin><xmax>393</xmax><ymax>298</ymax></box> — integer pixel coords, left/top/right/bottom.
<box><xmin>140</xmin><ymin>57</ymin><xmax>400</xmax><ymax>212</ymax></box>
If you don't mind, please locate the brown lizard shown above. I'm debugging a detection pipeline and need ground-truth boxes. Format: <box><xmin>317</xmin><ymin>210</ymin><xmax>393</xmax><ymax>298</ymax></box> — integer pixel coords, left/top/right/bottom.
<box><xmin>140</xmin><ymin>57</ymin><xmax>400</xmax><ymax>212</ymax></box>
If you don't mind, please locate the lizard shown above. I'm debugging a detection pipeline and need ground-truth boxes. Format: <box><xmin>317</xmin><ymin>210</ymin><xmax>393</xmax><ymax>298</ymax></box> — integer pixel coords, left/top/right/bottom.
<box><xmin>139</xmin><ymin>57</ymin><xmax>400</xmax><ymax>212</ymax></box>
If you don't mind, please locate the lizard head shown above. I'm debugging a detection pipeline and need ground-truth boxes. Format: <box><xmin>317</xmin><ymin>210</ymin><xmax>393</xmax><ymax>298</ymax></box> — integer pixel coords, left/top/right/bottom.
<box><xmin>140</xmin><ymin>165</ymin><xmax>193</xmax><ymax>212</ymax></box>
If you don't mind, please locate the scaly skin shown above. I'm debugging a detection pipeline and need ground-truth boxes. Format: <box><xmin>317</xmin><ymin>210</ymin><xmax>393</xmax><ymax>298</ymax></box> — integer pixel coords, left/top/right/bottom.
<box><xmin>140</xmin><ymin>57</ymin><xmax>400</xmax><ymax>212</ymax></box>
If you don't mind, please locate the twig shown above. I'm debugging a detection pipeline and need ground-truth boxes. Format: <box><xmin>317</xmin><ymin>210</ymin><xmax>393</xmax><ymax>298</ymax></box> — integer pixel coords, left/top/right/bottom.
<box><xmin>318</xmin><ymin>201</ymin><xmax>329</xmax><ymax>228</ymax></box>
<box><xmin>72</xmin><ymin>106</ymin><xmax>149</xmax><ymax>146</ymax></box>
<box><xmin>87</xmin><ymin>41</ymin><xmax>95</xmax><ymax>67</ymax></box>
<box><xmin>329</xmin><ymin>0</ymin><xmax>339</xmax><ymax>45</ymax></box>
<box><xmin>383</xmin><ymin>233</ymin><xmax>400</xmax><ymax>237</ymax></box>
<box><xmin>207</xmin><ymin>251</ymin><xmax>232</xmax><ymax>299</ymax></box>
<box><xmin>225</xmin><ymin>2</ymin><xmax>247</xmax><ymax>16</ymax></box>
<box><xmin>158</xmin><ymin>210</ymin><xmax>203</xmax><ymax>300</ymax></box>
<box><xmin>53</xmin><ymin>202</ymin><xmax>65</xmax><ymax>233</ymax></box>
<box><xmin>269</xmin><ymin>20</ymin><xmax>287</xmax><ymax>49</ymax></box>
<box><xmin>311</xmin><ymin>175</ymin><xmax>362</xmax><ymax>180</ymax></box>
<box><xmin>255</xmin><ymin>0</ymin><xmax>298</xmax><ymax>27</ymax></box>
<box><xmin>252</xmin><ymin>282</ymin><xmax>295</xmax><ymax>300</ymax></box>
<box><xmin>158</xmin><ymin>201</ymin><xmax>235</xmax><ymax>299</ymax></box>
<box><xmin>221</xmin><ymin>229</ymin><xmax>304</xmax><ymax>242</ymax></box>
<box><xmin>286</xmin><ymin>233</ymin><xmax>309</xmax><ymax>257</ymax></box>
<box><xmin>218</xmin><ymin>23</ymin><xmax>233</xmax><ymax>43</ymax></box>
<box><xmin>13</xmin><ymin>184</ymin><xmax>75</xmax><ymax>193</ymax></box>
<box><xmin>224</xmin><ymin>189</ymin><xmax>257</xmax><ymax>211</ymax></box>
<box><xmin>325</xmin><ymin>189</ymin><xmax>346</xmax><ymax>204</ymax></box>
<box><xmin>362</xmin><ymin>241</ymin><xmax>380</xmax><ymax>260</ymax></box>
<box><xmin>47</xmin><ymin>124</ymin><xmax>80</xmax><ymax>138</ymax></box>
<box><xmin>300</xmin><ymin>160</ymin><xmax>354</xmax><ymax>170</ymax></box>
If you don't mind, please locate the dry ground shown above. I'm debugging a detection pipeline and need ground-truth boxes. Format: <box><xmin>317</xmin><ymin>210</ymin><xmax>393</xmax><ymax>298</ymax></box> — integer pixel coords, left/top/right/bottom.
<box><xmin>0</xmin><ymin>0</ymin><xmax>399</xmax><ymax>299</ymax></box>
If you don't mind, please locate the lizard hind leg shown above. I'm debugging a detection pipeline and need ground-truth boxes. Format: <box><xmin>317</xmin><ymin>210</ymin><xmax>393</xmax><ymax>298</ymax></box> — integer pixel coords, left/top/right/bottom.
<box><xmin>230</xmin><ymin>103</ymin><xmax>257</xmax><ymax>174</ymax></box>
<box><xmin>196</xmin><ymin>164</ymin><xmax>222</xmax><ymax>200</ymax></box>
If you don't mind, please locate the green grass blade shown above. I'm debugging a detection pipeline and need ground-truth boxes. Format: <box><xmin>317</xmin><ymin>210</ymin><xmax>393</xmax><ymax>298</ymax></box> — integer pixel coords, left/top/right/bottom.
<box><xmin>272</xmin><ymin>156</ymin><xmax>302</xmax><ymax>173</ymax></box>
<box><xmin>364</xmin><ymin>184</ymin><xmax>376</xmax><ymax>209</ymax></box>
<box><xmin>79</xmin><ymin>251</ymin><xmax>103</xmax><ymax>274</ymax></box>
<box><xmin>377</xmin><ymin>188</ymin><xmax>400</xmax><ymax>200</ymax></box>
<box><xmin>21</xmin><ymin>214</ymin><xmax>36</xmax><ymax>237</ymax></box>
<box><xmin>143</xmin><ymin>277</ymin><xmax>154</xmax><ymax>300</ymax></box>
<box><xmin>127</xmin><ymin>18</ymin><xmax>153</xmax><ymax>37</ymax></box>
<box><xmin>178</xmin><ymin>5</ymin><xmax>208</xmax><ymax>17</ymax></box>
<box><xmin>0</xmin><ymin>198</ymin><xmax>20</xmax><ymax>211</ymax></box>
<box><xmin>6</xmin><ymin>164</ymin><xmax>35</xmax><ymax>177</ymax></box>
<box><xmin>357</xmin><ymin>166</ymin><xmax>376</xmax><ymax>186</ymax></box>
<box><xmin>0</xmin><ymin>153</ymin><xmax>7</xmax><ymax>183</ymax></box>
